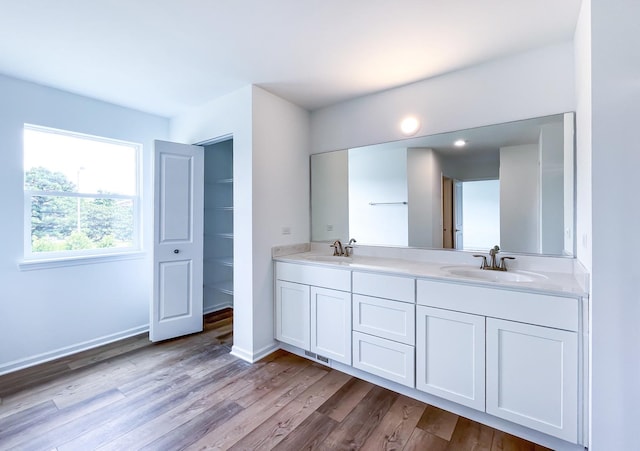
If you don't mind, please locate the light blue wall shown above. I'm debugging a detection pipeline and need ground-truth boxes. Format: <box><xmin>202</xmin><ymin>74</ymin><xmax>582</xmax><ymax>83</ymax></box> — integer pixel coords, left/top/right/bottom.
<box><xmin>0</xmin><ymin>74</ymin><xmax>169</xmax><ymax>373</ymax></box>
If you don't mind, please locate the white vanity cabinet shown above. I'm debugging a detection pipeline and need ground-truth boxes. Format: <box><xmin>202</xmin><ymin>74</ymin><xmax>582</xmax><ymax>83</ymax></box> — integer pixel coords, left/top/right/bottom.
<box><xmin>415</xmin><ymin>305</ymin><xmax>486</xmax><ymax>410</ymax></box>
<box><xmin>351</xmin><ymin>272</ymin><xmax>416</xmax><ymax>387</ymax></box>
<box><xmin>417</xmin><ymin>279</ymin><xmax>581</xmax><ymax>443</ymax></box>
<box><xmin>275</xmin><ymin>262</ymin><xmax>352</xmax><ymax>365</ymax></box>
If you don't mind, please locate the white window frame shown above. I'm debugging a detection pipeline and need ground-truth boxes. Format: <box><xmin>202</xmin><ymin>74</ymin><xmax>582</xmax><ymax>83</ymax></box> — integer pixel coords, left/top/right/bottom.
<box><xmin>21</xmin><ymin>124</ymin><xmax>143</xmax><ymax>269</ymax></box>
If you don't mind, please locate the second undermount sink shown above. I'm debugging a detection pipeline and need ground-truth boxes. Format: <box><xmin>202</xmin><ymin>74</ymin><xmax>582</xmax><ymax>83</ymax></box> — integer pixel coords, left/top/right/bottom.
<box><xmin>303</xmin><ymin>255</ymin><xmax>353</xmax><ymax>263</ymax></box>
<box><xmin>441</xmin><ymin>265</ymin><xmax>548</xmax><ymax>283</ymax></box>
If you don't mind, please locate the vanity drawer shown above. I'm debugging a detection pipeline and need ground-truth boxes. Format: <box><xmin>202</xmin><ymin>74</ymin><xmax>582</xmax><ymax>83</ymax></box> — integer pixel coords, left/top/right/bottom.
<box><xmin>353</xmin><ymin>295</ymin><xmax>415</xmax><ymax>345</ymax></box>
<box><xmin>276</xmin><ymin>262</ymin><xmax>351</xmax><ymax>291</ymax></box>
<box><xmin>417</xmin><ymin>279</ymin><xmax>579</xmax><ymax>331</ymax></box>
<box><xmin>352</xmin><ymin>271</ymin><xmax>415</xmax><ymax>303</ymax></box>
<box><xmin>352</xmin><ymin>331</ymin><xmax>415</xmax><ymax>387</ymax></box>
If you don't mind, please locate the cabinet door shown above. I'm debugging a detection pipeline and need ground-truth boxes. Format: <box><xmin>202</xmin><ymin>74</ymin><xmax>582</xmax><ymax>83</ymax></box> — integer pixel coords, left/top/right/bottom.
<box><xmin>486</xmin><ymin>318</ymin><xmax>578</xmax><ymax>443</ymax></box>
<box><xmin>275</xmin><ymin>280</ymin><xmax>310</xmax><ymax>350</ymax></box>
<box><xmin>416</xmin><ymin>306</ymin><xmax>485</xmax><ymax>411</ymax></box>
<box><xmin>310</xmin><ymin>287</ymin><xmax>351</xmax><ymax>365</ymax></box>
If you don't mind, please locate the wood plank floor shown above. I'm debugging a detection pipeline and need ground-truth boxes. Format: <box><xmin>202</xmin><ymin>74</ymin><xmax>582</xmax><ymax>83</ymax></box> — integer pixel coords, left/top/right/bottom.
<box><xmin>0</xmin><ymin>309</ymin><xmax>551</xmax><ymax>450</ymax></box>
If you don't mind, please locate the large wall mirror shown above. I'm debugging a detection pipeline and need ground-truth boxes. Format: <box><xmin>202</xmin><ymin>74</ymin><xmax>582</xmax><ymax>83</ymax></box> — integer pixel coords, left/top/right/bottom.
<box><xmin>311</xmin><ymin>113</ymin><xmax>575</xmax><ymax>256</ymax></box>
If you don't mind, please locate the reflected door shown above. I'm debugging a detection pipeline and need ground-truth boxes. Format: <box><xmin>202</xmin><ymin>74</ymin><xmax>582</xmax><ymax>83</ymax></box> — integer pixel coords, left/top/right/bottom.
<box><xmin>151</xmin><ymin>140</ymin><xmax>204</xmax><ymax>341</ymax></box>
<box><xmin>442</xmin><ymin>177</ymin><xmax>454</xmax><ymax>248</ymax></box>
<box><xmin>454</xmin><ymin>181</ymin><xmax>463</xmax><ymax>249</ymax></box>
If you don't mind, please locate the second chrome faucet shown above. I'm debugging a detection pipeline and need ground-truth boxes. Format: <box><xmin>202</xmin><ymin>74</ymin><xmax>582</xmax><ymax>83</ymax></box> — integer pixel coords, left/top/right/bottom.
<box><xmin>473</xmin><ymin>245</ymin><xmax>515</xmax><ymax>271</ymax></box>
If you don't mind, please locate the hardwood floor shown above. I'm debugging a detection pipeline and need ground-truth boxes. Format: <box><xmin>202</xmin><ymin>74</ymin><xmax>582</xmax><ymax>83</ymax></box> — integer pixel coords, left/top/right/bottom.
<box><xmin>0</xmin><ymin>309</ymin><xmax>550</xmax><ymax>450</ymax></box>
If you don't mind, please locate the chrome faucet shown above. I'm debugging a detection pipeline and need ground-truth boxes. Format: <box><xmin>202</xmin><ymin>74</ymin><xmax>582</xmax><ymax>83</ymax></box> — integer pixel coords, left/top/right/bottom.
<box><xmin>330</xmin><ymin>239</ymin><xmax>344</xmax><ymax>256</ymax></box>
<box><xmin>345</xmin><ymin>238</ymin><xmax>357</xmax><ymax>256</ymax></box>
<box><xmin>473</xmin><ymin>245</ymin><xmax>515</xmax><ymax>271</ymax></box>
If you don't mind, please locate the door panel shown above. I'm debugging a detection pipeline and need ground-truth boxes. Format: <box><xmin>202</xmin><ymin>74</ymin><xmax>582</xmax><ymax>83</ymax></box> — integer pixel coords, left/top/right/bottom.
<box><xmin>151</xmin><ymin>140</ymin><xmax>204</xmax><ymax>342</ymax></box>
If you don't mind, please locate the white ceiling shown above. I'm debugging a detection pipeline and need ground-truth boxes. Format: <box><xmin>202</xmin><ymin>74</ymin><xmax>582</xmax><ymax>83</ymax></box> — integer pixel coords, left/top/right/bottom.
<box><xmin>0</xmin><ymin>0</ymin><xmax>582</xmax><ymax>117</ymax></box>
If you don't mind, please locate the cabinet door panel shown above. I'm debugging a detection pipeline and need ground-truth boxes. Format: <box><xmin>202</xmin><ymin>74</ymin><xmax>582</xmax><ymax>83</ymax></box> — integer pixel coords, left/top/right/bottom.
<box><xmin>416</xmin><ymin>306</ymin><xmax>485</xmax><ymax>411</ymax></box>
<box><xmin>486</xmin><ymin>318</ymin><xmax>578</xmax><ymax>443</ymax></box>
<box><xmin>311</xmin><ymin>287</ymin><xmax>351</xmax><ymax>365</ymax></box>
<box><xmin>275</xmin><ymin>280</ymin><xmax>310</xmax><ymax>349</ymax></box>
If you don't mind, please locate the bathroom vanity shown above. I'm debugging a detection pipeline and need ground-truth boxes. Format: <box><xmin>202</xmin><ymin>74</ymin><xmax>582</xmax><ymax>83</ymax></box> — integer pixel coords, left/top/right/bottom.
<box><xmin>272</xmin><ymin>247</ymin><xmax>588</xmax><ymax>450</ymax></box>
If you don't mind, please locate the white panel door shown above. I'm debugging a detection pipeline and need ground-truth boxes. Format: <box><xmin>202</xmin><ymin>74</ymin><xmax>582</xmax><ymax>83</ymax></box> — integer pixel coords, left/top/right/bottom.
<box><xmin>151</xmin><ymin>140</ymin><xmax>204</xmax><ymax>342</ymax></box>
<box><xmin>416</xmin><ymin>306</ymin><xmax>485</xmax><ymax>411</ymax></box>
<box><xmin>486</xmin><ymin>318</ymin><xmax>578</xmax><ymax>443</ymax></box>
<box><xmin>311</xmin><ymin>287</ymin><xmax>351</xmax><ymax>364</ymax></box>
<box><xmin>275</xmin><ymin>280</ymin><xmax>311</xmax><ymax>350</ymax></box>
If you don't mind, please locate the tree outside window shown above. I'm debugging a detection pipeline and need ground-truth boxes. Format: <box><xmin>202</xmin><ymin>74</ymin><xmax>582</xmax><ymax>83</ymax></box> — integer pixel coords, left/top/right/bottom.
<box><xmin>23</xmin><ymin>125</ymin><xmax>140</xmax><ymax>258</ymax></box>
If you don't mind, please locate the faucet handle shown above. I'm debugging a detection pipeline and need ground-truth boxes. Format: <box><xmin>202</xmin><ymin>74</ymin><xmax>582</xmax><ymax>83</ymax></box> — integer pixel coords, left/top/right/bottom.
<box><xmin>500</xmin><ymin>256</ymin><xmax>516</xmax><ymax>270</ymax></box>
<box><xmin>329</xmin><ymin>243</ymin><xmax>339</xmax><ymax>256</ymax></box>
<box><xmin>473</xmin><ymin>254</ymin><xmax>488</xmax><ymax>269</ymax></box>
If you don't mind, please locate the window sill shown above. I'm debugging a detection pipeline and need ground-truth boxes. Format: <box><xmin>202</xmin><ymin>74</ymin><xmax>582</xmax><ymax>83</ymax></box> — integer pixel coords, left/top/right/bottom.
<box><xmin>18</xmin><ymin>251</ymin><xmax>147</xmax><ymax>271</ymax></box>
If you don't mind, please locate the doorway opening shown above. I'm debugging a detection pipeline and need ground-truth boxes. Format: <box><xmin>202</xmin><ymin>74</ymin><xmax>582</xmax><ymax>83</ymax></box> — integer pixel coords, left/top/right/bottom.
<box><xmin>203</xmin><ymin>139</ymin><xmax>234</xmax><ymax>314</ymax></box>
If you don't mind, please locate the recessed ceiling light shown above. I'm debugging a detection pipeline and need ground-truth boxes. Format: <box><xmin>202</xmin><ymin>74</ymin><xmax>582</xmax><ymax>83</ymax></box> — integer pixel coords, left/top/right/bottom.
<box><xmin>454</xmin><ymin>139</ymin><xmax>467</xmax><ymax>147</ymax></box>
<box><xmin>400</xmin><ymin>116</ymin><xmax>420</xmax><ymax>136</ymax></box>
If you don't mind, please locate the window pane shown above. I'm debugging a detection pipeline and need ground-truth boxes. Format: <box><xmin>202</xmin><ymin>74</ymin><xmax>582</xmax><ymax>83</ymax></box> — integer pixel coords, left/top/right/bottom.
<box><xmin>24</xmin><ymin>127</ymin><xmax>137</xmax><ymax>195</ymax></box>
<box><xmin>30</xmin><ymin>195</ymin><xmax>134</xmax><ymax>253</ymax></box>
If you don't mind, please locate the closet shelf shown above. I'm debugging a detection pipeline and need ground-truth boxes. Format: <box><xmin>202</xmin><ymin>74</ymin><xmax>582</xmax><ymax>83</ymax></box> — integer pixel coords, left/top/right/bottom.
<box><xmin>211</xmin><ymin>280</ymin><xmax>233</xmax><ymax>295</ymax></box>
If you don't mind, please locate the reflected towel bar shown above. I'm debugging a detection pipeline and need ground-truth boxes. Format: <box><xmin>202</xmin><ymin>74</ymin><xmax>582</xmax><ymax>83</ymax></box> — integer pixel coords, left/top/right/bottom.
<box><xmin>369</xmin><ymin>201</ymin><xmax>408</xmax><ymax>206</ymax></box>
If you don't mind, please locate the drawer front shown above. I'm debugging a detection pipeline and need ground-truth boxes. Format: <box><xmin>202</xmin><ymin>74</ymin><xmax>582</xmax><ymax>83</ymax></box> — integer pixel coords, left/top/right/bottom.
<box><xmin>276</xmin><ymin>261</ymin><xmax>351</xmax><ymax>291</ymax></box>
<box><xmin>352</xmin><ymin>271</ymin><xmax>415</xmax><ymax>303</ymax></box>
<box><xmin>353</xmin><ymin>295</ymin><xmax>415</xmax><ymax>345</ymax></box>
<box><xmin>352</xmin><ymin>331</ymin><xmax>415</xmax><ymax>387</ymax></box>
<box><xmin>417</xmin><ymin>279</ymin><xmax>579</xmax><ymax>331</ymax></box>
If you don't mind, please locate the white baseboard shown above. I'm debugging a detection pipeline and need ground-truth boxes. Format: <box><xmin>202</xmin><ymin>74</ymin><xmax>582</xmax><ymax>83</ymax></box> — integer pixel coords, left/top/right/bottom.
<box><xmin>203</xmin><ymin>303</ymin><xmax>233</xmax><ymax>315</ymax></box>
<box><xmin>230</xmin><ymin>341</ymin><xmax>279</xmax><ymax>363</ymax></box>
<box><xmin>0</xmin><ymin>324</ymin><xmax>149</xmax><ymax>376</ymax></box>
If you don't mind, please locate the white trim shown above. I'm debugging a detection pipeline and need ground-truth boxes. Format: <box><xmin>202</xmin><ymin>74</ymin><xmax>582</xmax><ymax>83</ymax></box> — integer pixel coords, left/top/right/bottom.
<box><xmin>203</xmin><ymin>303</ymin><xmax>233</xmax><ymax>315</ymax></box>
<box><xmin>0</xmin><ymin>324</ymin><xmax>149</xmax><ymax>376</ymax></box>
<box><xmin>230</xmin><ymin>341</ymin><xmax>279</xmax><ymax>363</ymax></box>
<box><xmin>18</xmin><ymin>251</ymin><xmax>146</xmax><ymax>271</ymax></box>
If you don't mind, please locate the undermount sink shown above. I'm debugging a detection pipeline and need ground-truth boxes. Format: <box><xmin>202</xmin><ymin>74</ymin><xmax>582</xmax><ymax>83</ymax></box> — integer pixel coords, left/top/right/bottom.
<box><xmin>303</xmin><ymin>255</ymin><xmax>353</xmax><ymax>263</ymax></box>
<box><xmin>441</xmin><ymin>265</ymin><xmax>548</xmax><ymax>283</ymax></box>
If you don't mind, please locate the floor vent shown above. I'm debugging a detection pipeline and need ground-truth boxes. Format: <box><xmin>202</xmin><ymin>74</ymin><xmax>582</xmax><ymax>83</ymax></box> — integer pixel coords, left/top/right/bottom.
<box><xmin>316</xmin><ymin>354</ymin><xmax>329</xmax><ymax>363</ymax></box>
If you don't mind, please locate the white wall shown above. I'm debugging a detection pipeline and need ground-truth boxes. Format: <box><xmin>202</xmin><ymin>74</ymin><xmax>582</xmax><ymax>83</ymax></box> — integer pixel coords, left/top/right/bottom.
<box><xmin>170</xmin><ymin>85</ymin><xmax>310</xmax><ymax>361</ymax></box>
<box><xmin>310</xmin><ymin>42</ymin><xmax>575</xmax><ymax>154</ymax></box>
<box><xmin>0</xmin><ymin>74</ymin><xmax>169</xmax><ymax>373</ymax></box>
<box><xmin>349</xmin><ymin>147</ymin><xmax>408</xmax><ymax>246</ymax></box>
<box><xmin>499</xmin><ymin>144</ymin><xmax>540</xmax><ymax>253</ymax></box>
<box><xmin>170</xmin><ymin>86</ymin><xmax>257</xmax><ymax>360</ymax></box>
<box><xmin>407</xmin><ymin>148</ymin><xmax>443</xmax><ymax>248</ymax></box>
<box><xmin>311</xmin><ymin>150</ymin><xmax>349</xmax><ymax>242</ymax></box>
<box><xmin>251</xmin><ymin>87</ymin><xmax>310</xmax><ymax>354</ymax></box>
<box><xmin>539</xmin><ymin>122</ymin><xmax>564</xmax><ymax>254</ymax></box>
<box><xmin>586</xmin><ymin>1</ymin><xmax>640</xmax><ymax>449</ymax></box>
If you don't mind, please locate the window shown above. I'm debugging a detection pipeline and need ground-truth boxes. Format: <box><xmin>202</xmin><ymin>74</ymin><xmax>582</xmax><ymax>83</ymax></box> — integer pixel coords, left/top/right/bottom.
<box><xmin>23</xmin><ymin>124</ymin><xmax>141</xmax><ymax>261</ymax></box>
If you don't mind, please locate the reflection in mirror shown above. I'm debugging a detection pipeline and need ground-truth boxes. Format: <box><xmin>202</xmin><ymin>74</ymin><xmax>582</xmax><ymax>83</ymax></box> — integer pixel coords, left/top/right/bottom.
<box><xmin>311</xmin><ymin>113</ymin><xmax>575</xmax><ymax>256</ymax></box>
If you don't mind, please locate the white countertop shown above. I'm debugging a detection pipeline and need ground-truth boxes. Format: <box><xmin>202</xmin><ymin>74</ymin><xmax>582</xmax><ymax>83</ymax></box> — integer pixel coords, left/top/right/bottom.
<box><xmin>273</xmin><ymin>251</ymin><xmax>588</xmax><ymax>298</ymax></box>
